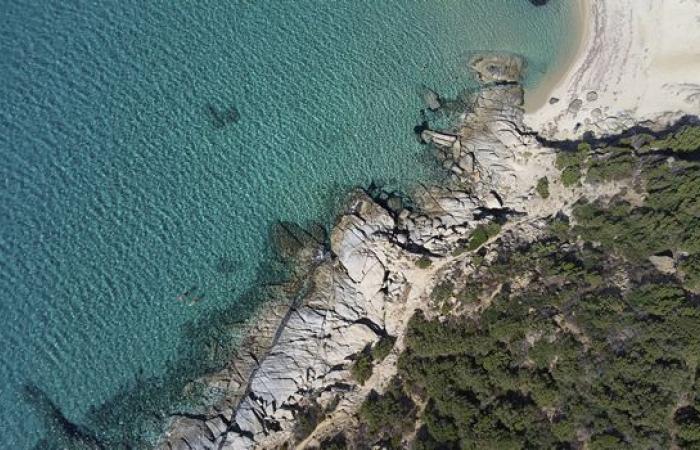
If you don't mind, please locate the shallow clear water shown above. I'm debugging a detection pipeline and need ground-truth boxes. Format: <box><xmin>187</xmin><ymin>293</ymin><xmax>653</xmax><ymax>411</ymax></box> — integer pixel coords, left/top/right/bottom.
<box><xmin>0</xmin><ymin>0</ymin><xmax>576</xmax><ymax>446</ymax></box>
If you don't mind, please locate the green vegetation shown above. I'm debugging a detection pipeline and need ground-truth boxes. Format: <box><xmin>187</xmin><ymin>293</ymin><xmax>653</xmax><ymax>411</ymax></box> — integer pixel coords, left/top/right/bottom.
<box><xmin>415</xmin><ymin>256</ymin><xmax>432</xmax><ymax>269</ymax></box>
<box><xmin>352</xmin><ymin>335</ymin><xmax>398</xmax><ymax>385</ymax></box>
<box><xmin>468</xmin><ymin>222</ymin><xmax>501</xmax><ymax>251</ymax></box>
<box><xmin>351</xmin><ymin>347</ymin><xmax>373</xmax><ymax>385</ymax></box>
<box><xmin>557</xmin><ymin>125</ymin><xmax>700</xmax><ymax>187</ymax></box>
<box><xmin>456</xmin><ymin>283</ymin><xmax>480</xmax><ymax>305</ymax></box>
<box><xmin>399</xmin><ymin>245</ymin><xmax>700</xmax><ymax>449</ymax></box>
<box><xmin>677</xmin><ymin>407</ymin><xmax>700</xmax><ymax>448</ymax></box>
<box><xmin>372</xmin><ymin>335</ymin><xmax>397</xmax><ymax>362</ymax></box>
<box><xmin>572</xmin><ymin>158</ymin><xmax>700</xmax><ymax>288</ymax></box>
<box><xmin>535</xmin><ymin>176</ymin><xmax>550</xmax><ymax>198</ymax></box>
<box><xmin>431</xmin><ymin>281</ymin><xmax>454</xmax><ymax>304</ymax></box>
<box><xmin>560</xmin><ymin>165</ymin><xmax>581</xmax><ymax>187</ymax></box>
<box><xmin>468</xmin><ymin>227</ymin><xmax>490</xmax><ymax>250</ymax></box>
<box><xmin>294</xmin><ymin>401</ymin><xmax>323</xmax><ymax>442</ymax></box>
<box><xmin>359</xmin><ymin>377</ymin><xmax>416</xmax><ymax>448</ymax></box>
<box><xmin>680</xmin><ymin>254</ymin><xmax>700</xmax><ymax>293</ymax></box>
<box><xmin>357</xmin><ymin>129</ymin><xmax>700</xmax><ymax>448</ymax></box>
<box><xmin>318</xmin><ymin>433</ymin><xmax>348</xmax><ymax>450</ymax></box>
<box><xmin>451</xmin><ymin>222</ymin><xmax>502</xmax><ymax>256</ymax></box>
<box><xmin>556</xmin><ymin>142</ymin><xmax>588</xmax><ymax>187</ymax></box>
<box><xmin>451</xmin><ymin>245</ymin><xmax>467</xmax><ymax>257</ymax></box>
<box><xmin>650</xmin><ymin>124</ymin><xmax>700</xmax><ymax>153</ymax></box>
<box><xmin>585</xmin><ymin>146</ymin><xmax>636</xmax><ymax>183</ymax></box>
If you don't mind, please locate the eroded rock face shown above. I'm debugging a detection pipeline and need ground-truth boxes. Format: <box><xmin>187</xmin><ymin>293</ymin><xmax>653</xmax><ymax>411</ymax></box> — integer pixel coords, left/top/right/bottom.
<box><xmin>156</xmin><ymin>53</ymin><xmax>556</xmax><ymax>449</ymax></box>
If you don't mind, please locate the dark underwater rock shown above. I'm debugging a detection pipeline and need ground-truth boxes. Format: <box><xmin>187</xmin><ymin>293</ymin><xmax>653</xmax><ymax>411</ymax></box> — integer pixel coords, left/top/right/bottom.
<box><xmin>205</xmin><ymin>103</ymin><xmax>240</xmax><ymax>129</ymax></box>
<box><xmin>420</xmin><ymin>86</ymin><xmax>442</xmax><ymax>111</ymax></box>
<box><xmin>469</xmin><ymin>53</ymin><xmax>524</xmax><ymax>84</ymax></box>
<box><xmin>23</xmin><ymin>384</ymin><xmax>104</xmax><ymax>450</ymax></box>
<box><xmin>270</xmin><ymin>221</ymin><xmax>325</xmax><ymax>263</ymax></box>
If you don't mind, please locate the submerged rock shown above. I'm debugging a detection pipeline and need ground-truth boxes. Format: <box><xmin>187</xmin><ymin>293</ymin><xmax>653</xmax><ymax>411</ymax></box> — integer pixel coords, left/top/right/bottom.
<box><xmin>23</xmin><ymin>385</ymin><xmax>104</xmax><ymax>450</ymax></box>
<box><xmin>469</xmin><ymin>53</ymin><xmax>524</xmax><ymax>84</ymax></box>
<box><xmin>270</xmin><ymin>221</ymin><xmax>324</xmax><ymax>263</ymax></box>
<box><xmin>421</xmin><ymin>86</ymin><xmax>442</xmax><ymax>111</ymax></box>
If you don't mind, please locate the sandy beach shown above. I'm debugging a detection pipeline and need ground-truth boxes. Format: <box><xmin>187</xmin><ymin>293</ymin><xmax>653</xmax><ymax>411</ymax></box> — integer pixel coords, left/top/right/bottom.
<box><xmin>524</xmin><ymin>0</ymin><xmax>589</xmax><ymax>113</ymax></box>
<box><xmin>525</xmin><ymin>0</ymin><xmax>700</xmax><ymax>139</ymax></box>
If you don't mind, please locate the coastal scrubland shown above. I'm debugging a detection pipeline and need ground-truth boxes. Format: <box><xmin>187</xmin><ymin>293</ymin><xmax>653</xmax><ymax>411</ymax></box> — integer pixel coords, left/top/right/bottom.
<box><xmin>350</xmin><ymin>124</ymin><xmax>700</xmax><ymax>449</ymax></box>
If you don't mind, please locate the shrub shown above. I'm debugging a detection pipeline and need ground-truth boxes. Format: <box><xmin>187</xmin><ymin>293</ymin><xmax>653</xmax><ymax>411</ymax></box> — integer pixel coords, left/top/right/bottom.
<box><xmin>371</xmin><ymin>335</ymin><xmax>396</xmax><ymax>362</ymax></box>
<box><xmin>468</xmin><ymin>222</ymin><xmax>501</xmax><ymax>251</ymax></box>
<box><xmin>536</xmin><ymin>177</ymin><xmax>550</xmax><ymax>198</ymax></box>
<box><xmin>372</xmin><ymin>130</ymin><xmax>700</xmax><ymax>449</ymax></box>
<box><xmin>416</xmin><ymin>256</ymin><xmax>432</xmax><ymax>269</ymax></box>
<box><xmin>294</xmin><ymin>401</ymin><xmax>322</xmax><ymax>442</ymax></box>
<box><xmin>679</xmin><ymin>253</ymin><xmax>700</xmax><ymax>292</ymax></box>
<box><xmin>451</xmin><ymin>244</ymin><xmax>468</xmax><ymax>257</ymax></box>
<box><xmin>555</xmin><ymin>143</ymin><xmax>588</xmax><ymax>170</ymax></box>
<box><xmin>456</xmin><ymin>284</ymin><xmax>480</xmax><ymax>304</ymax></box>
<box><xmin>556</xmin><ymin>143</ymin><xmax>589</xmax><ymax>187</ymax></box>
<box><xmin>676</xmin><ymin>407</ymin><xmax>700</xmax><ymax>446</ymax></box>
<box><xmin>469</xmin><ymin>227</ymin><xmax>489</xmax><ymax>250</ymax></box>
<box><xmin>573</xmin><ymin>161</ymin><xmax>700</xmax><ymax>261</ymax></box>
<box><xmin>651</xmin><ymin>125</ymin><xmax>700</xmax><ymax>153</ymax></box>
<box><xmin>319</xmin><ymin>434</ymin><xmax>348</xmax><ymax>450</ymax></box>
<box><xmin>560</xmin><ymin>165</ymin><xmax>581</xmax><ymax>187</ymax></box>
<box><xmin>359</xmin><ymin>378</ymin><xmax>415</xmax><ymax>441</ymax></box>
<box><xmin>431</xmin><ymin>281</ymin><xmax>454</xmax><ymax>304</ymax></box>
<box><xmin>586</xmin><ymin>152</ymin><xmax>635</xmax><ymax>182</ymax></box>
<box><xmin>351</xmin><ymin>348</ymin><xmax>373</xmax><ymax>385</ymax></box>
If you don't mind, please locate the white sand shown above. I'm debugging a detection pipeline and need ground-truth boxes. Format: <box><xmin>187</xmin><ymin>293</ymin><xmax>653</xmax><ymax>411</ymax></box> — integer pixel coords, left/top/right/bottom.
<box><xmin>525</xmin><ymin>0</ymin><xmax>700</xmax><ymax>139</ymax></box>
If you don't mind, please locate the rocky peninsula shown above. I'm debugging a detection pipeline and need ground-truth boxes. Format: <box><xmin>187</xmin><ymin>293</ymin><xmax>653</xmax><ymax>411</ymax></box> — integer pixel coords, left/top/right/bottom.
<box><xmin>156</xmin><ymin>1</ymin><xmax>700</xmax><ymax>448</ymax></box>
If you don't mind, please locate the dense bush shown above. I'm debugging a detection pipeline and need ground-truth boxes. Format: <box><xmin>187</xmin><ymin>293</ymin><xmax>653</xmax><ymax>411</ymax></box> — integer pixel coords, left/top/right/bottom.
<box><xmin>416</xmin><ymin>256</ymin><xmax>432</xmax><ymax>269</ymax></box>
<box><xmin>536</xmin><ymin>176</ymin><xmax>550</xmax><ymax>198</ymax></box>
<box><xmin>431</xmin><ymin>281</ymin><xmax>454</xmax><ymax>304</ymax></box>
<box><xmin>371</xmin><ymin>335</ymin><xmax>397</xmax><ymax>362</ymax></box>
<box><xmin>400</xmin><ymin>271</ymin><xmax>700</xmax><ymax>448</ymax></box>
<box><xmin>680</xmin><ymin>253</ymin><xmax>700</xmax><ymax>292</ymax></box>
<box><xmin>468</xmin><ymin>222</ymin><xmax>501</xmax><ymax>251</ymax></box>
<box><xmin>293</xmin><ymin>401</ymin><xmax>323</xmax><ymax>442</ymax></box>
<box><xmin>586</xmin><ymin>147</ymin><xmax>636</xmax><ymax>182</ymax></box>
<box><xmin>556</xmin><ymin>142</ymin><xmax>589</xmax><ymax>187</ymax></box>
<box><xmin>650</xmin><ymin>124</ymin><xmax>700</xmax><ymax>153</ymax></box>
<box><xmin>393</xmin><ymin>153</ymin><xmax>700</xmax><ymax>449</ymax></box>
<box><xmin>573</xmin><ymin>159</ymin><xmax>700</xmax><ymax>288</ymax></box>
<box><xmin>359</xmin><ymin>377</ymin><xmax>416</xmax><ymax>448</ymax></box>
<box><xmin>351</xmin><ymin>347</ymin><xmax>373</xmax><ymax>385</ymax></box>
<box><xmin>352</xmin><ymin>336</ymin><xmax>397</xmax><ymax>385</ymax></box>
<box><xmin>354</xmin><ymin>127</ymin><xmax>700</xmax><ymax>448</ymax></box>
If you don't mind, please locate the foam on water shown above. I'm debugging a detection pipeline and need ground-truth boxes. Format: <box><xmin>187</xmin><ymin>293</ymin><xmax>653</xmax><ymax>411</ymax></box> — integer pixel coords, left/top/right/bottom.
<box><xmin>0</xmin><ymin>0</ymin><xmax>577</xmax><ymax>446</ymax></box>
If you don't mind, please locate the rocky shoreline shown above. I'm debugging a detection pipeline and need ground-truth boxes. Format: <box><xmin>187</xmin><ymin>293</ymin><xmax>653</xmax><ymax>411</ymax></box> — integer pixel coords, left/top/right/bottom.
<box><xmin>156</xmin><ymin>0</ymin><xmax>700</xmax><ymax>439</ymax></box>
<box><xmin>155</xmin><ymin>52</ymin><xmax>605</xmax><ymax>449</ymax></box>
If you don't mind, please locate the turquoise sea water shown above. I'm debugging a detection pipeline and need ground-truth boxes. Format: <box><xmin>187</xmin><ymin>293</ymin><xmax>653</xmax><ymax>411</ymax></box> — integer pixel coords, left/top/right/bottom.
<box><xmin>0</xmin><ymin>0</ymin><xmax>577</xmax><ymax>447</ymax></box>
